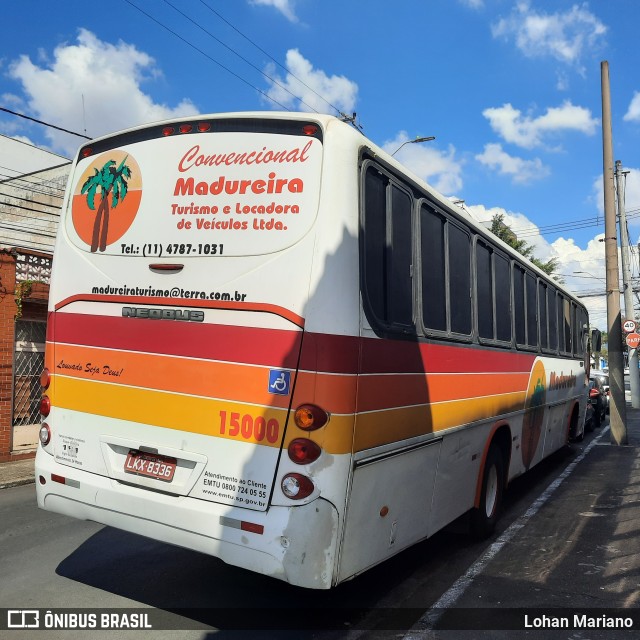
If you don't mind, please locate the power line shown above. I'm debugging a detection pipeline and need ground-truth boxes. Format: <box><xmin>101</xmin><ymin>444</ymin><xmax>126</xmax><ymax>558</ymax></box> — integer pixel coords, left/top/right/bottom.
<box><xmin>0</xmin><ymin>200</ymin><xmax>61</xmax><ymax>221</ymax></box>
<box><xmin>0</xmin><ymin>106</ymin><xmax>91</xmax><ymax>139</ymax></box>
<box><xmin>122</xmin><ymin>0</ymin><xmax>291</xmax><ymax>111</ymax></box>
<box><xmin>198</xmin><ymin>0</ymin><xmax>343</xmax><ymax>115</ymax></box>
<box><xmin>162</xmin><ymin>0</ymin><xmax>320</xmax><ymax>114</ymax></box>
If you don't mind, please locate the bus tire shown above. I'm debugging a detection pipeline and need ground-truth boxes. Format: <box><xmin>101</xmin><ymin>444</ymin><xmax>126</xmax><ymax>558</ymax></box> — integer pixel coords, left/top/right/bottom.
<box><xmin>470</xmin><ymin>444</ymin><xmax>504</xmax><ymax>539</ymax></box>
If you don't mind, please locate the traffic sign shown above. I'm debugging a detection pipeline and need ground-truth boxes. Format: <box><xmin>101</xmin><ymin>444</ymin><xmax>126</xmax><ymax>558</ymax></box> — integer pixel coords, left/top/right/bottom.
<box><xmin>623</xmin><ymin>319</ymin><xmax>637</xmax><ymax>333</ymax></box>
<box><xmin>626</xmin><ymin>332</ymin><xmax>640</xmax><ymax>349</ymax></box>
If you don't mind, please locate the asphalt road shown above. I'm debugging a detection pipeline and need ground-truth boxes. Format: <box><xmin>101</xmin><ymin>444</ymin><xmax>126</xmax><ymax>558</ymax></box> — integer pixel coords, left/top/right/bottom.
<box><xmin>0</xmin><ymin>427</ymin><xmax>605</xmax><ymax>640</ymax></box>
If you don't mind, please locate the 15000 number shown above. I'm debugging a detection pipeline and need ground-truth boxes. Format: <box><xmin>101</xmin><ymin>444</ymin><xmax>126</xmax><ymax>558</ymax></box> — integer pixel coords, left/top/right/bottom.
<box><xmin>219</xmin><ymin>411</ymin><xmax>280</xmax><ymax>444</ymax></box>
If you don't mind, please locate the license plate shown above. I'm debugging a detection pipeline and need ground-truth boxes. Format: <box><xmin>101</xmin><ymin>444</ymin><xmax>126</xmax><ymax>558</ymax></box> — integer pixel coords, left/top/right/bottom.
<box><xmin>124</xmin><ymin>450</ymin><xmax>177</xmax><ymax>482</ymax></box>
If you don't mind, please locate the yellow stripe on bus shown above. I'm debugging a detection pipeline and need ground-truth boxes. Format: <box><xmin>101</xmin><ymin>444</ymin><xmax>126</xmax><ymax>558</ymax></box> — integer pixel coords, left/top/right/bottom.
<box><xmin>51</xmin><ymin>377</ymin><xmax>526</xmax><ymax>455</ymax></box>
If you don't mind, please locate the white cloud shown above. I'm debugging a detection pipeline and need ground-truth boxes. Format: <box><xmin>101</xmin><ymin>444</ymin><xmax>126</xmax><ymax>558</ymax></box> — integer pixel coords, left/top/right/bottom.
<box><xmin>476</xmin><ymin>143</ymin><xmax>550</xmax><ymax>184</ymax></box>
<box><xmin>383</xmin><ymin>131</ymin><xmax>463</xmax><ymax>196</ymax></box>
<box><xmin>7</xmin><ymin>29</ymin><xmax>198</xmax><ymax>156</ymax></box>
<box><xmin>491</xmin><ymin>1</ymin><xmax>607</xmax><ymax>70</ymax></box>
<box><xmin>482</xmin><ymin>101</ymin><xmax>598</xmax><ymax>149</ymax></box>
<box><xmin>624</xmin><ymin>91</ymin><xmax>640</xmax><ymax>122</ymax></box>
<box><xmin>250</xmin><ymin>0</ymin><xmax>299</xmax><ymax>22</ymax></box>
<box><xmin>458</xmin><ymin>0</ymin><xmax>484</xmax><ymax>9</ymax></box>
<box><xmin>264</xmin><ymin>49</ymin><xmax>358</xmax><ymax>115</ymax></box>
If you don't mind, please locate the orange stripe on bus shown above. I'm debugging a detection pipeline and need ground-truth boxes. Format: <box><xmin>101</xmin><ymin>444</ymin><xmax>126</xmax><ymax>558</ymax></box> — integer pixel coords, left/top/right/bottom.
<box><xmin>49</xmin><ymin>343</ymin><xmax>359</xmax><ymax>414</ymax></box>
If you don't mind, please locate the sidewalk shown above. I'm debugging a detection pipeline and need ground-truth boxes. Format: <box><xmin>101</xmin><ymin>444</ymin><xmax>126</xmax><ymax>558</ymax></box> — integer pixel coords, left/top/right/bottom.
<box><xmin>0</xmin><ymin>455</ymin><xmax>36</xmax><ymax>489</ymax></box>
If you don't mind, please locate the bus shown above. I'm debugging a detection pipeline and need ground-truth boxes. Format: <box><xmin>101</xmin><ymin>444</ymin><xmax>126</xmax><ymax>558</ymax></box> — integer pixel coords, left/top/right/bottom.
<box><xmin>36</xmin><ymin>112</ymin><xmax>589</xmax><ymax>589</ymax></box>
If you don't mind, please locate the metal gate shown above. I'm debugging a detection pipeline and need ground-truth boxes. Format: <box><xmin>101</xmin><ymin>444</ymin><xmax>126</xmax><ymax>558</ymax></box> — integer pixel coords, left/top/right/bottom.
<box><xmin>13</xmin><ymin>320</ymin><xmax>46</xmax><ymax>427</ymax></box>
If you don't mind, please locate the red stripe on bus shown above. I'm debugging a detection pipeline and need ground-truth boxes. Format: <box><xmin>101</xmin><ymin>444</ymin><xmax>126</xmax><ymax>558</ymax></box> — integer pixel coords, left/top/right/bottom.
<box><xmin>52</xmin><ymin>313</ymin><xmax>302</xmax><ymax>368</ymax></box>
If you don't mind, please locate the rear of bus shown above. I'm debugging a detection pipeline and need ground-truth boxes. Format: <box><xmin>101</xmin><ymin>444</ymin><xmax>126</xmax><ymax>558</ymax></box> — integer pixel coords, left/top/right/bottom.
<box><xmin>35</xmin><ymin>113</ymin><xmax>360</xmax><ymax>589</ymax></box>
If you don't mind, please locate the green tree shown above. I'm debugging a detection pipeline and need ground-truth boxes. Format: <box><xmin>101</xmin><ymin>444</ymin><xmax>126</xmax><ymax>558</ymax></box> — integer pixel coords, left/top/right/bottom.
<box><xmin>81</xmin><ymin>157</ymin><xmax>132</xmax><ymax>252</ymax></box>
<box><xmin>490</xmin><ymin>213</ymin><xmax>561</xmax><ymax>281</ymax></box>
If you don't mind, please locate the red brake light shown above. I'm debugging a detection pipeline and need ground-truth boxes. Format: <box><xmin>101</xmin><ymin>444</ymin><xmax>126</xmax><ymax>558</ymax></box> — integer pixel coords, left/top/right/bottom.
<box><xmin>162</xmin><ymin>126</ymin><xmax>175</xmax><ymax>136</ymax></box>
<box><xmin>81</xmin><ymin>147</ymin><xmax>93</xmax><ymax>158</ymax></box>
<box><xmin>281</xmin><ymin>473</ymin><xmax>314</xmax><ymax>500</ymax></box>
<box><xmin>302</xmin><ymin>124</ymin><xmax>318</xmax><ymax>136</ymax></box>
<box><xmin>198</xmin><ymin>122</ymin><xmax>211</xmax><ymax>132</ymax></box>
<box><xmin>294</xmin><ymin>404</ymin><xmax>329</xmax><ymax>431</ymax></box>
<box><xmin>40</xmin><ymin>368</ymin><xmax>50</xmax><ymax>389</ymax></box>
<box><xmin>40</xmin><ymin>396</ymin><xmax>51</xmax><ymax>417</ymax></box>
<box><xmin>589</xmin><ymin>388</ymin><xmax>599</xmax><ymax>398</ymax></box>
<box><xmin>288</xmin><ymin>438</ymin><xmax>322</xmax><ymax>464</ymax></box>
<box><xmin>179</xmin><ymin>124</ymin><xmax>192</xmax><ymax>134</ymax></box>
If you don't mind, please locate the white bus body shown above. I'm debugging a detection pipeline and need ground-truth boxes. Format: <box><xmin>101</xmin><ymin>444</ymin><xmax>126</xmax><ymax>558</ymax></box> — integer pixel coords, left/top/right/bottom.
<box><xmin>36</xmin><ymin>113</ymin><xmax>588</xmax><ymax>589</ymax></box>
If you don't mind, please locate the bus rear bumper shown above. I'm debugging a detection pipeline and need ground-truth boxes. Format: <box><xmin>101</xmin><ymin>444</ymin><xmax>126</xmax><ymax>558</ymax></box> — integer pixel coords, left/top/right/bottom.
<box><xmin>35</xmin><ymin>450</ymin><xmax>339</xmax><ymax>589</ymax></box>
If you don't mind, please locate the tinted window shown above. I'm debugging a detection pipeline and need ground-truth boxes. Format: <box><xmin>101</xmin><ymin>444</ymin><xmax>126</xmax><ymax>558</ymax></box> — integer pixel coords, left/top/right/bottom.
<box><xmin>363</xmin><ymin>166</ymin><xmax>413</xmax><ymax>329</ymax></box>
<box><xmin>449</xmin><ymin>224</ymin><xmax>472</xmax><ymax>335</ymax></box>
<box><xmin>363</xmin><ymin>168</ymin><xmax>387</xmax><ymax>322</ymax></box>
<box><xmin>538</xmin><ymin>281</ymin><xmax>548</xmax><ymax>350</ymax></box>
<box><xmin>526</xmin><ymin>272</ymin><xmax>537</xmax><ymax>348</ymax></box>
<box><xmin>421</xmin><ymin>205</ymin><xmax>447</xmax><ymax>331</ymax></box>
<box><xmin>476</xmin><ymin>241</ymin><xmax>494</xmax><ymax>339</ymax></box>
<box><xmin>514</xmin><ymin>266</ymin><xmax>526</xmax><ymax>345</ymax></box>
<box><xmin>389</xmin><ymin>186</ymin><xmax>413</xmax><ymax>325</ymax></box>
<box><xmin>495</xmin><ymin>254</ymin><xmax>511</xmax><ymax>342</ymax></box>
<box><xmin>548</xmin><ymin>288</ymin><xmax>558</xmax><ymax>352</ymax></box>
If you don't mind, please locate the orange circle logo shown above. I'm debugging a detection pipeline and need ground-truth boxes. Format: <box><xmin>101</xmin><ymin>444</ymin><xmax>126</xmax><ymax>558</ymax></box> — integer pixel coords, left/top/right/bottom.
<box><xmin>521</xmin><ymin>359</ymin><xmax>546</xmax><ymax>470</ymax></box>
<box><xmin>72</xmin><ymin>151</ymin><xmax>142</xmax><ymax>252</ymax></box>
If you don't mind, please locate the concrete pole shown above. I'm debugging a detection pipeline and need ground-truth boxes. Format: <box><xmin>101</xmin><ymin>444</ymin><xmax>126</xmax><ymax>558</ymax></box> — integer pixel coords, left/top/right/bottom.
<box><xmin>602</xmin><ymin>61</ymin><xmax>628</xmax><ymax>444</ymax></box>
<box><xmin>616</xmin><ymin>160</ymin><xmax>640</xmax><ymax>408</ymax></box>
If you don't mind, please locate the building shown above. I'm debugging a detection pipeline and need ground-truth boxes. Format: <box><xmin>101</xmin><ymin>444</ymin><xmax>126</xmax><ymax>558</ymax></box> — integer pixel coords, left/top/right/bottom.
<box><xmin>0</xmin><ymin>134</ymin><xmax>70</xmax><ymax>462</ymax></box>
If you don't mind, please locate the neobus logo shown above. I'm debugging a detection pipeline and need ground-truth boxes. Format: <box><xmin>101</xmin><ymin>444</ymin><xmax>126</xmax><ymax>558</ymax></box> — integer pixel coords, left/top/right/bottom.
<box><xmin>122</xmin><ymin>307</ymin><xmax>204</xmax><ymax>322</ymax></box>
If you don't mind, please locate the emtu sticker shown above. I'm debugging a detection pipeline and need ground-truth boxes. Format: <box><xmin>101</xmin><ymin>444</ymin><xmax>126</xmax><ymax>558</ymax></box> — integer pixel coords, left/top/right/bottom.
<box><xmin>72</xmin><ymin>150</ymin><xmax>142</xmax><ymax>253</ymax></box>
<box><xmin>268</xmin><ymin>370</ymin><xmax>291</xmax><ymax>396</ymax></box>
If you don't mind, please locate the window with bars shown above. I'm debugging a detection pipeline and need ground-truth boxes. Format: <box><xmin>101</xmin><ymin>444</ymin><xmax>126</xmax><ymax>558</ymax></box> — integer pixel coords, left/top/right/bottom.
<box><xmin>13</xmin><ymin>320</ymin><xmax>46</xmax><ymax>427</ymax></box>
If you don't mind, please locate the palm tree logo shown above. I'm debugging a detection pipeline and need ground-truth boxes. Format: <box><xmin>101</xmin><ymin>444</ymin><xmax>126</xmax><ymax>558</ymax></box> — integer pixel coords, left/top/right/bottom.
<box><xmin>80</xmin><ymin>157</ymin><xmax>132</xmax><ymax>252</ymax></box>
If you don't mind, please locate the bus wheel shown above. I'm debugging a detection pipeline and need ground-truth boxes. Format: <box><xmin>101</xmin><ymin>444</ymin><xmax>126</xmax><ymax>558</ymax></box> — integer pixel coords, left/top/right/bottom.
<box><xmin>470</xmin><ymin>444</ymin><xmax>504</xmax><ymax>539</ymax></box>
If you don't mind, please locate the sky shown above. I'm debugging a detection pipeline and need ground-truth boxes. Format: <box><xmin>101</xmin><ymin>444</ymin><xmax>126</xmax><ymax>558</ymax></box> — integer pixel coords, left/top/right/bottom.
<box><xmin>2</xmin><ymin>0</ymin><xmax>640</xmax><ymax>330</ymax></box>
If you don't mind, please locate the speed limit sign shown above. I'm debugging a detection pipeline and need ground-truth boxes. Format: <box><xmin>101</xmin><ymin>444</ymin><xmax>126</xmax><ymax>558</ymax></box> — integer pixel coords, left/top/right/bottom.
<box><xmin>623</xmin><ymin>319</ymin><xmax>637</xmax><ymax>333</ymax></box>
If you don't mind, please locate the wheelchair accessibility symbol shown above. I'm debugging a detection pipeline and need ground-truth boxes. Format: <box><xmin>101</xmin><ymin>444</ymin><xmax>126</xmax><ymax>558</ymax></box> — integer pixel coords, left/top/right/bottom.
<box><xmin>268</xmin><ymin>370</ymin><xmax>291</xmax><ymax>396</ymax></box>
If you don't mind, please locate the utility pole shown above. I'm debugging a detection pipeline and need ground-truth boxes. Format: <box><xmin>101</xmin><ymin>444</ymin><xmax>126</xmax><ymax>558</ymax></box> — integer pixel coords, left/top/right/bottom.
<box><xmin>601</xmin><ymin>61</ymin><xmax>628</xmax><ymax>444</ymax></box>
<box><xmin>616</xmin><ymin>159</ymin><xmax>640</xmax><ymax>408</ymax></box>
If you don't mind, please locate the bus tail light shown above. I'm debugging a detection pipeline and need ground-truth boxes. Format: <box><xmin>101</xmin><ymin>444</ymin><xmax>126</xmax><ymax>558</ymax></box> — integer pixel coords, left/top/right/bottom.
<box><xmin>288</xmin><ymin>438</ymin><xmax>321</xmax><ymax>464</ymax></box>
<box><xmin>40</xmin><ymin>368</ymin><xmax>50</xmax><ymax>389</ymax></box>
<box><xmin>302</xmin><ymin>124</ymin><xmax>318</xmax><ymax>136</ymax></box>
<box><xmin>281</xmin><ymin>473</ymin><xmax>314</xmax><ymax>500</ymax></box>
<box><xmin>39</xmin><ymin>423</ymin><xmax>51</xmax><ymax>446</ymax></box>
<box><xmin>294</xmin><ymin>404</ymin><xmax>329</xmax><ymax>431</ymax></box>
<box><xmin>40</xmin><ymin>396</ymin><xmax>51</xmax><ymax>417</ymax></box>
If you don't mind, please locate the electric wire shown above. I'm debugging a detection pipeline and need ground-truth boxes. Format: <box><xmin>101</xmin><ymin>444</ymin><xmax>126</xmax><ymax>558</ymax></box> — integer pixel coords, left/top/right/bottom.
<box><xmin>0</xmin><ymin>106</ymin><xmax>90</xmax><ymax>139</ymax></box>
<box><xmin>198</xmin><ymin>0</ymin><xmax>343</xmax><ymax>115</ymax></box>
<box><xmin>162</xmin><ymin>0</ymin><xmax>320</xmax><ymax>114</ymax></box>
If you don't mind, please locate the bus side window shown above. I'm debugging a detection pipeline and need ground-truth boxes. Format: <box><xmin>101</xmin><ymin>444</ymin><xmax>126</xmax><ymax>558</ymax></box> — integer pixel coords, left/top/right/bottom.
<box><xmin>389</xmin><ymin>185</ymin><xmax>413</xmax><ymax>327</ymax></box>
<box><xmin>476</xmin><ymin>240</ymin><xmax>494</xmax><ymax>340</ymax></box>
<box><xmin>448</xmin><ymin>224</ymin><xmax>472</xmax><ymax>336</ymax></box>
<box><xmin>420</xmin><ymin>204</ymin><xmax>447</xmax><ymax>332</ymax></box>
<box><xmin>514</xmin><ymin>265</ymin><xmax>526</xmax><ymax>346</ymax></box>
<box><xmin>362</xmin><ymin>165</ymin><xmax>413</xmax><ymax>331</ymax></box>
<box><xmin>495</xmin><ymin>253</ymin><xmax>511</xmax><ymax>342</ymax></box>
